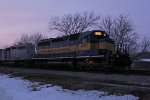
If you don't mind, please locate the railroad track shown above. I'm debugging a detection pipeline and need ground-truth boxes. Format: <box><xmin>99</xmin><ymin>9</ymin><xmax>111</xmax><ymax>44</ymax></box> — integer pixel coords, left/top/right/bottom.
<box><xmin>99</xmin><ymin>70</ymin><xmax>150</xmax><ymax>76</ymax></box>
<box><xmin>0</xmin><ymin>65</ymin><xmax>150</xmax><ymax>76</ymax></box>
<box><xmin>0</xmin><ymin>66</ymin><xmax>150</xmax><ymax>86</ymax></box>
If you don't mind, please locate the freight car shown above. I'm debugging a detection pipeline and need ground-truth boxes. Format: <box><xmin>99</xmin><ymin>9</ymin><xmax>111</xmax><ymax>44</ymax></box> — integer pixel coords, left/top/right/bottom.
<box><xmin>0</xmin><ymin>43</ymin><xmax>35</xmax><ymax>62</ymax></box>
<box><xmin>35</xmin><ymin>30</ymin><xmax>131</xmax><ymax>70</ymax></box>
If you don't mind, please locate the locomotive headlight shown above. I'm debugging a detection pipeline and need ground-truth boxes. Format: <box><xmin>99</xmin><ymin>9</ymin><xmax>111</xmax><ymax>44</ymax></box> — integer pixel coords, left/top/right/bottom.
<box><xmin>94</xmin><ymin>32</ymin><xmax>102</xmax><ymax>36</ymax></box>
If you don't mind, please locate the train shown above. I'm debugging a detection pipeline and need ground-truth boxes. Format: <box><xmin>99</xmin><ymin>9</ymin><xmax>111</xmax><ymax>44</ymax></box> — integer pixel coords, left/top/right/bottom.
<box><xmin>0</xmin><ymin>30</ymin><xmax>131</xmax><ymax>70</ymax></box>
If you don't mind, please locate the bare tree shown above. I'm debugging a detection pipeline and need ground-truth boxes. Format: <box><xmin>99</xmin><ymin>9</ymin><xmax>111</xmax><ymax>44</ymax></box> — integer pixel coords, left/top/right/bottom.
<box><xmin>14</xmin><ymin>34</ymin><xmax>30</xmax><ymax>46</ymax></box>
<box><xmin>113</xmin><ymin>15</ymin><xmax>136</xmax><ymax>45</ymax></box>
<box><xmin>14</xmin><ymin>32</ymin><xmax>45</xmax><ymax>46</ymax></box>
<box><xmin>49</xmin><ymin>11</ymin><xmax>100</xmax><ymax>35</ymax></box>
<box><xmin>98</xmin><ymin>16</ymin><xmax>113</xmax><ymax>35</ymax></box>
<box><xmin>98</xmin><ymin>15</ymin><xmax>139</xmax><ymax>57</ymax></box>
<box><xmin>30</xmin><ymin>32</ymin><xmax>45</xmax><ymax>53</ymax></box>
<box><xmin>113</xmin><ymin>15</ymin><xmax>140</xmax><ymax>58</ymax></box>
<box><xmin>130</xmin><ymin>36</ymin><xmax>150</xmax><ymax>61</ymax></box>
<box><xmin>141</xmin><ymin>36</ymin><xmax>150</xmax><ymax>52</ymax></box>
<box><xmin>30</xmin><ymin>32</ymin><xmax>45</xmax><ymax>45</ymax></box>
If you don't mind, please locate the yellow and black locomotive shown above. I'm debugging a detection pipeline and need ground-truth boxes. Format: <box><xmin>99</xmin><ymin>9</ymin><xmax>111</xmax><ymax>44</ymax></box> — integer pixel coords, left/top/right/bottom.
<box><xmin>36</xmin><ymin>30</ymin><xmax>131</xmax><ymax>69</ymax></box>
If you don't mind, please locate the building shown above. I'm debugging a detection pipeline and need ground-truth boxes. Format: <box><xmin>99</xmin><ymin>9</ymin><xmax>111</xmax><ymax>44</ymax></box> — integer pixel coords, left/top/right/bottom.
<box><xmin>132</xmin><ymin>52</ymin><xmax>150</xmax><ymax>70</ymax></box>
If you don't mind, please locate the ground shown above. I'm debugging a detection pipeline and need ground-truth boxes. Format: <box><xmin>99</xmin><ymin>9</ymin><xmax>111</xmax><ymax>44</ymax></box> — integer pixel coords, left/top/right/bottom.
<box><xmin>0</xmin><ymin>66</ymin><xmax>150</xmax><ymax>100</ymax></box>
<box><xmin>0</xmin><ymin>74</ymin><xmax>138</xmax><ymax>100</ymax></box>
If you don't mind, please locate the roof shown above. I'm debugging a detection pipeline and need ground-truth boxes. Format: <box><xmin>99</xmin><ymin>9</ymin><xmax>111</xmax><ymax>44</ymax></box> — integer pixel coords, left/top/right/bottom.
<box><xmin>39</xmin><ymin>30</ymin><xmax>105</xmax><ymax>43</ymax></box>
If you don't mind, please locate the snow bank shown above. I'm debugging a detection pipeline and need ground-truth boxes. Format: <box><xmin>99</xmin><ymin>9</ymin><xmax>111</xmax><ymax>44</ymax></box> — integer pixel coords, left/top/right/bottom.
<box><xmin>0</xmin><ymin>74</ymin><xmax>139</xmax><ymax>100</ymax></box>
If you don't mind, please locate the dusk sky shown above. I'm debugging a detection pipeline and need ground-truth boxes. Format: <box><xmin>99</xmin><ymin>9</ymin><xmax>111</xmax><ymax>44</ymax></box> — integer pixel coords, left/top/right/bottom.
<box><xmin>0</xmin><ymin>0</ymin><xmax>150</xmax><ymax>48</ymax></box>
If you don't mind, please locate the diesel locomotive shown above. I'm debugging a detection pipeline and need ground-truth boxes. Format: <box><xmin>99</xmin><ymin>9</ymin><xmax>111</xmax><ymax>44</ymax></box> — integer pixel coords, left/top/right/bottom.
<box><xmin>36</xmin><ymin>30</ymin><xmax>131</xmax><ymax>69</ymax></box>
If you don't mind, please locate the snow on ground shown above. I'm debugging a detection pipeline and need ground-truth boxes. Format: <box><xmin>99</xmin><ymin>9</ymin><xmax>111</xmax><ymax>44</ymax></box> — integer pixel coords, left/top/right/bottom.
<box><xmin>0</xmin><ymin>74</ymin><xmax>139</xmax><ymax>100</ymax></box>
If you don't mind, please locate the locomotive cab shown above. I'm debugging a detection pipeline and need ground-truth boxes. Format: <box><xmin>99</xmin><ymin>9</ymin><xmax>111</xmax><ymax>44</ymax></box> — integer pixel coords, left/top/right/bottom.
<box><xmin>90</xmin><ymin>31</ymin><xmax>115</xmax><ymax>58</ymax></box>
<box><xmin>77</xmin><ymin>31</ymin><xmax>115</xmax><ymax>68</ymax></box>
